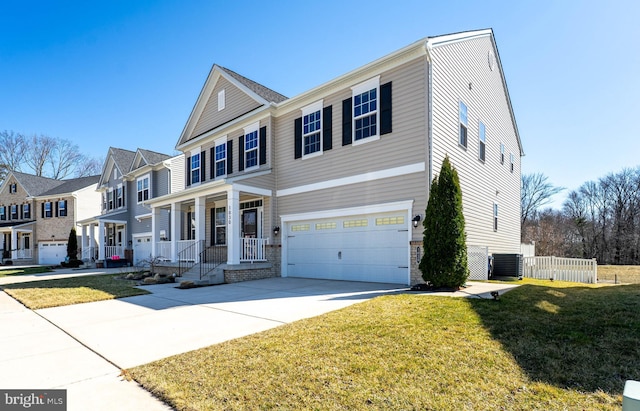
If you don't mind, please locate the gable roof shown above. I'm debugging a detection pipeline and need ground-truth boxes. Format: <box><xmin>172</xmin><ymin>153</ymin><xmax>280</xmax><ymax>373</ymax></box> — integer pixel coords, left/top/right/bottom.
<box><xmin>132</xmin><ymin>149</ymin><xmax>172</xmax><ymax>172</ymax></box>
<box><xmin>176</xmin><ymin>64</ymin><xmax>288</xmax><ymax>148</ymax></box>
<box><xmin>110</xmin><ymin>147</ymin><xmax>137</xmax><ymax>174</ymax></box>
<box><xmin>219</xmin><ymin>66</ymin><xmax>288</xmax><ymax>104</ymax></box>
<box><xmin>40</xmin><ymin>175</ymin><xmax>100</xmax><ymax>196</ymax></box>
<box><xmin>9</xmin><ymin>171</ymin><xmax>65</xmax><ymax>197</ymax></box>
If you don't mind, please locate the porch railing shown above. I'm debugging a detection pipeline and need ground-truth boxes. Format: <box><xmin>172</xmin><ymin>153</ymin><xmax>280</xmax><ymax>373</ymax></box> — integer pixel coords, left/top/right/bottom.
<box><xmin>241</xmin><ymin>238</ymin><xmax>268</xmax><ymax>262</ymax></box>
<box><xmin>200</xmin><ymin>245</ymin><xmax>226</xmax><ymax>280</ymax></box>
<box><xmin>178</xmin><ymin>240</ymin><xmax>203</xmax><ymax>277</ymax></box>
<box><xmin>81</xmin><ymin>247</ymin><xmax>98</xmax><ymax>262</ymax></box>
<box><xmin>16</xmin><ymin>249</ymin><xmax>32</xmax><ymax>259</ymax></box>
<box><xmin>155</xmin><ymin>241</ymin><xmax>172</xmax><ymax>261</ymax></box>
<box><xmin>104</xmin><ymin>246</ymin><xmax>124</xmax><ymax>259</ymax></box>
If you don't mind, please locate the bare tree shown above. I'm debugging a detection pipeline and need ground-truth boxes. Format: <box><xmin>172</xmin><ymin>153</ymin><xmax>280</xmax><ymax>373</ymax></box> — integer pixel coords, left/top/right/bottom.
<box><xmin>0</xmin><ymin>130</ymin><xmax>27</xmax><ymax>179</ymax></box>
<box><xmin>48</xmin><ymin>139</ymin><xmax>86</xmax><ymax>179</ymax></box>
<box><xmin>25</xmin><ymin>134</ymin><xmax>57</xmax><ymax>176</ymax></box>
<box><xmin>74</xmin><ymin>156</ymin><xmax>104</xmax><ymax>177</ymax></box>
<box><xmin>521</xmin><ymin>173</ymin><xmax>564</xmax><ymax>229</ymax></box>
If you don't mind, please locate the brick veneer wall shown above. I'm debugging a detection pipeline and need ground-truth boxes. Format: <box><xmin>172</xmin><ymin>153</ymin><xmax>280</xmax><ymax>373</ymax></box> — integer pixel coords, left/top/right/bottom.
<box><xmin>410</xmin><ymin>240</ymin><xmax>423</xmax><ymax>286</ymax></box>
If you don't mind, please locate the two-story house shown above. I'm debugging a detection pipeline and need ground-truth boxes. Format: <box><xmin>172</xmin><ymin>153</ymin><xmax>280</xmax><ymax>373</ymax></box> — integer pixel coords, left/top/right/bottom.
<box><xmin>0</xmin><ymin>171</ymin><xmax>100</xmax><ymax>265</ymax></box>
<box><xmin>147</xmin><ymin>28</ymin><xmax>523</xmax><ymax>285</ymax></box>
<box><xmin>79</xmin><ymin>147</ymin><xmax>177</xmax><ymax>266</ymax></box>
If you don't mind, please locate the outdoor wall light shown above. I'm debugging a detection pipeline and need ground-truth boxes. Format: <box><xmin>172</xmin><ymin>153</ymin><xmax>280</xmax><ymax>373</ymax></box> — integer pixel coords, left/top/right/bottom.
<box><xmin>273</xmin><ymin>226</ymin><xmax>280</xmax><ymax>236</ymax></box>
<box><xmin>412</xmin><ymin>215</ymin><xmax>422</xmax><ymax>228</ymax></box>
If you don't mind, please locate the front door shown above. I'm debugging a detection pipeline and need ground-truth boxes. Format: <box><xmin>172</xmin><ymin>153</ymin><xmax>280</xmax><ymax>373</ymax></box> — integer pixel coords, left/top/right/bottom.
<box><xmin>242</xmin><ymin>209</ymin><xmax>257</xmax><ymax>238</ymax></box>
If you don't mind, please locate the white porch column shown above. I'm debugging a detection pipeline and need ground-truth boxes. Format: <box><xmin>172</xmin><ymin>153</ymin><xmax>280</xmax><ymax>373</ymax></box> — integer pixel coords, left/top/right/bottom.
<box><xmin>98</xmin><ymin>221</ymin><xmax>105</xmax><ymax>261</ymax></box>
<box><xmin>89</xmin><ymin>224</ymin><xmax>95</xmax><ymax>256</ymax></box>
<box><xmin>151</xmin><ymin>206</ymin><xmax>160</xmax><ymax>258</ymax></box>
<box><xmin>195</xmin><ymin>196</ymin><xmax>206</xmax><ymax>244</ymax></box>
<box><xmin>171</xmin><ymin>202</ymin><xmax>179</xmax><ymax>262</ymax></box>
<box><xmin>11</xmin><ymin>229</ymin><xmax>17</xmax><ymax>260</ymax></box>
<box><xmin>227</xmin><ymin>187</ymin><xmax>240</xmax><ymax>265</ymax></box>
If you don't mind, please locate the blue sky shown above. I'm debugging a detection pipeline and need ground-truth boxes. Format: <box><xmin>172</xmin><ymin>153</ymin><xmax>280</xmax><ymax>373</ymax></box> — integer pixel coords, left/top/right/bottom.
<box><xmin>1</xmin><ymin>1</ymin><xmax>638</xmax><ymax>208</ymax></box>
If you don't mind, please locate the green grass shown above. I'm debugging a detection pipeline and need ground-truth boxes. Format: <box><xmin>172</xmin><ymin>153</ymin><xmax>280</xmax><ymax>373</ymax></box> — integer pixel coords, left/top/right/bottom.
<box><xmin>0</xmin><ymin>266</ymin><xmax>52</xmax><ymax>277</ymax></box>
<box><xmin>129</xmin><ymin>279</ymin><xmax>638</xmax><ymax>410</ymax></box>
<box><xmin>1</xmin><ymin>274</ymin><xmax>149</xmax><ymax>309</ymax></box>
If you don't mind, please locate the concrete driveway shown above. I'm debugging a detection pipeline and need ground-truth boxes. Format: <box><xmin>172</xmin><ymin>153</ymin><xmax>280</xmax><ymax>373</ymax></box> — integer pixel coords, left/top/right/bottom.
<box><xmin>35</xmin><ymin>277</ymin><xmax>408</xmax><ymax>368</ymax></box>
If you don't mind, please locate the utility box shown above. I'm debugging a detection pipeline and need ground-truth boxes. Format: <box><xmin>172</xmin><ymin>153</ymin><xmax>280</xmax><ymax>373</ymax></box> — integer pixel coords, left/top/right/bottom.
<box><xmin>492</xmin><ymin>254</ymin><xmax>523</xmax><ymax>278</ymax></box>
<box><xmin>624</xmin><ymin>380</ymin><xmax>640</xmax><ymax>411</ymax></box>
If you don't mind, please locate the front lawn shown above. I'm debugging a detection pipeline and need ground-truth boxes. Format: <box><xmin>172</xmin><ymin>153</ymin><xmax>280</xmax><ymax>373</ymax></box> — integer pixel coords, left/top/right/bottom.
<box><xmin>0</xmin><ymin>266</ymin><xmax>52</xmax><ymax>278</ymax></box>
<box><xmin>129</xmin><ymin>279</ymin><xmax>637</xmax><ymax>410</ymax></box>
<box><xmin>1</xmin><ymin>274</ymin><xmax>149</xmax><ymax>309</ymax></box>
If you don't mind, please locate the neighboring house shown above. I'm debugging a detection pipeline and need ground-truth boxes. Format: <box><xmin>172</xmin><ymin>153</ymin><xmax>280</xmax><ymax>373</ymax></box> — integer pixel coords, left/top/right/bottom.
<box><xmin>0</xmin><ymin>171</ymin><xmax>100</xmax><ymax>265</ymax></box>
<box><xmin>78</xmin><ymin>147</ymin><xmax>176</xmax><ymax>266</ymax></box>
<box><xmin>145</xmin><ymin>28</ymin><xmax>523</xmax><ymax>285</ymax></box>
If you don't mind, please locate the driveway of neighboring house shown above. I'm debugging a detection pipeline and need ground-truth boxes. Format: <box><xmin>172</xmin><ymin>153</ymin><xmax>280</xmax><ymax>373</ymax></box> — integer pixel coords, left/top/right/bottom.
<box><xmin>0</xmin><ymin>270</ymin><xmax>519</xmax><ymax>410</ymax></box>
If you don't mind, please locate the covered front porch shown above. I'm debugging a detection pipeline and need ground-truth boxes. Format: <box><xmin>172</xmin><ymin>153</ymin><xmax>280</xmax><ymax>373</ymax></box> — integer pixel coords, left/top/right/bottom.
<box><xmin>146</xmin><ymin>182</ymin><xmax>276</xmax><ymax>278</ymax></box>
<box><xmin>0</xmin><ymin>222</ymin><xmax>34</xmax><ymax>263</ymax></box>
<box><xmin>77</xmin><ymin>213</ymin><xmax>127</xmax><ymax>266</ymax></box>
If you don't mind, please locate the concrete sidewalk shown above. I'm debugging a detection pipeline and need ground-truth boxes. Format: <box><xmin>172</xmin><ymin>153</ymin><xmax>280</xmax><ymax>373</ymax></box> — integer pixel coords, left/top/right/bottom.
<box><xmin>0</xmin><ymin>291</ymin><xmax>171</xmax><ymax>411</ymax></box>
<box><xmin>0</xmin><ymin>266</ymin><xmax>125</xmax><ymax>285</ymax></box>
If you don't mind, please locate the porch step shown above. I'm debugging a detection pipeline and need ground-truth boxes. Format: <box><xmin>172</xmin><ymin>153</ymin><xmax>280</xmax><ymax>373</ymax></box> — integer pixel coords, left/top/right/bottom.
<box><xmin>178</xmin><ymin>264</ymin><xmax>225</xmax><ymax>286</ymax></box>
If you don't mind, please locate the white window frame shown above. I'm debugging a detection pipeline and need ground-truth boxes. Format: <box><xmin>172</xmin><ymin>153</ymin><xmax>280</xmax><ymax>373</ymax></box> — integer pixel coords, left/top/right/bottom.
<box><xmin>510</xmin><ymin>153</ymin><xmax>515</xmax><ymax>173</ymax></box>
<box><xmin>352</xmin><ymin>76</ymin><xmax>380</xmax><ymax>145</ymax></box>
<box><xmin>500</xmin><ymin>143</ymin><xmax>505</xmax><ymax>164</ymax></box>
<box><xmin>58</xmin><ymin>200</ymin><xmax>67</xmax><ymax>217</ymax></box>
<box><xmin>218</xmin><ymin>89</ymin><xmax>225</xmax><ymax>111</ymax></box>
<box><xmin>137</xmin><ymin>174</ymin><xmax>150</xmax><ymax>203</ymax></box>
<box><xmin>22</xmin><ymin>204</ymin><xmax>30</xmax><ymax>219</ymax></box>
<box><xmin>0</xmin><ymin>206</ymin><xmax>5</xmax><ymax>220</ymax></box>
<box><xmin>190</xmin><ymin>149</ymin><xmax>201</xmax><ymax>184</ymax></box>
<box><xmin>44</xmin><ymin>202</ymin><xmax>53</xmax><ymax>218</ymax></box>
<box><xmin>459</xmin><ymin>100</ymin><xmax>468</xmax><ymax>148</ymax></box>
<box><xmin>215</xmin><ymin>137</ymin><xmax>227</xmax><ymax>178</ymax></box>
<box><xmin>10</xmin><ymin>205</ymin><xmax>18</xmax><ymax>220</ymax></box>
<box><xmin>116</xmin><ymin>184</ymin><xmax>123</xmax><ymax>208</ymax></box>
<box><xmin>478</xmin><ymin>121</ymin><xmax>486</xmax><ymax>162</ymax></box>
<box><xmin>493</xmin><ymin>203</ymin><xmax>499</xmax><ymax>231</ymax></box>
<box><xmin>301</xmin><ymin>100</ymin><xmax>323</xmax><ymax>159</ymax></box>
<box><xmin>244</xmin><ymin>122</ymin><xmax>260</xmax><ymax>170</ymax></box>
<box><xmin>9</xmin><ymin>183</ymin><xmax>16</xmax><ymax>193</ymax></box>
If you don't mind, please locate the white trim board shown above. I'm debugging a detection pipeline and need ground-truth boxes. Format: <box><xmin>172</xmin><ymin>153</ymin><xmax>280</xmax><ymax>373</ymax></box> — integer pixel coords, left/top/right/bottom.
<box><xmin>276</xmin><ymin>162</ymin><xmax>425</xmax><ymax>197</ymax></box>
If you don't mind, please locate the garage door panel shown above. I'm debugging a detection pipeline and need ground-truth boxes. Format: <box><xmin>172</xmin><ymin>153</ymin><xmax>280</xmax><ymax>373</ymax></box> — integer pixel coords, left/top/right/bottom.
<box><xmin>286</xmin><ymin>211</ymin><xmax>409</xmax><ymax>284</ymax></box>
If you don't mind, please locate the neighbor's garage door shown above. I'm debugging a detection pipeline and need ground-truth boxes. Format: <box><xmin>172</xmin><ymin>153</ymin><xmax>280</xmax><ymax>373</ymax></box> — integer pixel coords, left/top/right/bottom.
<box><xmin>133</xmin><ymin>236</ymin><xmax>152</xmax><ymax>265</ymax></box>
<box><xmin>39</xmin><ymin>242</ymin><xmax>68</xmax><ymax>265</ymax></box>
<box><xmin>286</xmin><ymin>212</ymin><xmax>409</xmax><ymax>284</ymax></box>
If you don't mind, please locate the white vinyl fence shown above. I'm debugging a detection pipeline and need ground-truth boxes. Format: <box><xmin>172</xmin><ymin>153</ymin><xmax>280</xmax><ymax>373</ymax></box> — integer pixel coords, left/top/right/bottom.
<box><xmin>523</xmin><ymin>256</ymin><xmax>597</xmax><ymax>284</ymax></box>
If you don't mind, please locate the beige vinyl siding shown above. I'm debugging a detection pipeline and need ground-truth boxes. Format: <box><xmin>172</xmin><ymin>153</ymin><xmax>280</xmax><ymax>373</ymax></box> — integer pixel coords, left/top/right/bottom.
<box><xmin>275</xmin><ymin>58</ymin><xmax>429</xmax><ymax>227</ymax></box>
<box><xmin>277</xmin><ymin>171</ymin><xmax>427</xmax><ymax>241</ymax></box>
<box><xmin>430</xmin><ymin>35</ymin><xmax>520</xmax><ymax>254</ymax></box>
<box><xmin>190</xmin><ymin>77</ymin><xmax>262</xmax><ymax>139</ymax></box>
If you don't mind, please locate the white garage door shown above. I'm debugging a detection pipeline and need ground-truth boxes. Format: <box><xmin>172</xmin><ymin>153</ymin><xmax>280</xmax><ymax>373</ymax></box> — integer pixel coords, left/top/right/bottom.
<box><xmin>286</xmin><ymin>211</ymin><xmax>409</xmax><ymax>284</ymax></box>
<box><xmin>39</xmin><ymin>242</ymin><xmax>68</xmax><ymax>265</ymax></box>
<box><xmin>133</xmin><ymin>236</ymin><xmax>152</xmax><ymax>265</ymax></box>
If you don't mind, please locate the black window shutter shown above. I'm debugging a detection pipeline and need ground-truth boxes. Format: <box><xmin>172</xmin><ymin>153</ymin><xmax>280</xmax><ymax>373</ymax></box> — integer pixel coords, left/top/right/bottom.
<box><xmin>41</xmin><ymin>203</ymin><xmax>44</xmax><ymax>218</ymax></box>
<box><xmin>323</xmin><ymin>106</ymin><xmax>333</xmax><ymax>151</ymax></box>
<box><xmin>342</xmin><ymin>97</ymin><xmax>352</xmax><ymax>146</ymax></box>
<box><xmin>55</xmin><ymin>201</ymin><xmax>59</xmax><ymax>217</ymax></box>
<box><xmin>122</xmin><ymin>188</ymin><xmax>125</xmax><ymax>206</ymax></box>
<box><xmin>238</xmin><ymin>136</ymin><xmax>245</xmax><ymax>171</ymax></box>
<box><xmin>20</xmin><ymin>204</ymin><xmax>23</xmax><ymax>219</ymax></box>
<box><xmin>380</xmin><ymin>81</ymin><xmax>392</xmax><ymax>135</ymax></box>
<box><xmin>294</xmin><ymin>117</ymin><xmax>302</xmax><ymax>159</ymax></box>
<box><xmin>200</xmin><ymin>151</ymin><xmax>206</xmax><ymax>182</ymax></box>
<box><xmin>259</xmin><ymin>126</ymin><xmax>267</xmax><ymax>165</ymax></box>
<box><xmin>186</xmin><ymin>156</ymin><xmax>191</xmax><ymax>186</ymax></box>
<box><xmin>210</xmin><ymin>147</ymin><xmax>215</xmax><ymax>179</ymax></box>
<box><xmin>227</xmin><ymin>140</ymin><xmax>233</xmax><ymax>175</ymax></box>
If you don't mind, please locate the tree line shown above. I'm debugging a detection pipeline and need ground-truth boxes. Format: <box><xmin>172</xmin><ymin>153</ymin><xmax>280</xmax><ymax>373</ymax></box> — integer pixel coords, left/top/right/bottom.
<box><xmin>0</xmin><ymin>130</ymin><xmax>102</xmax><ymax>181</ymax></box>
<box><xmin>522</xmin><ymin>167</ymin><xmax>640</xmax><ymax>264</ymax></box>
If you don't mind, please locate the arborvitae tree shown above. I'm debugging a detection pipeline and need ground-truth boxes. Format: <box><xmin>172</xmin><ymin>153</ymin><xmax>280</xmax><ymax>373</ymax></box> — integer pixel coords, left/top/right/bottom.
<box><xmin>67</xmin><ymin>227</ymin><xmax>78</xmax><ymax>261</ymax></box>
<box><xmin>419</xmin><ymin>156</ymin><xmax>469</xmax><ymax>288</ymax></box>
